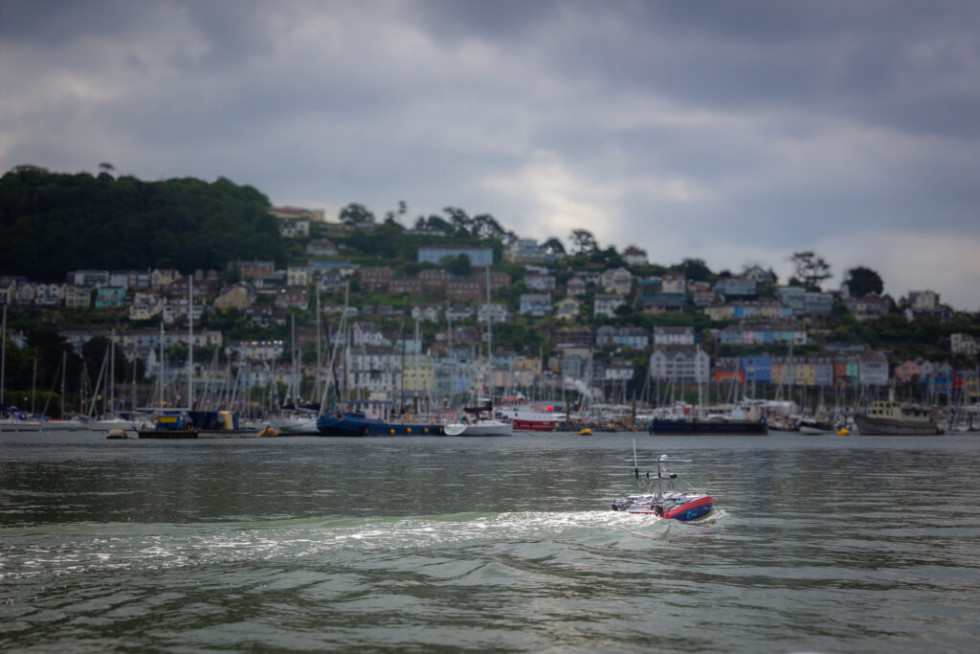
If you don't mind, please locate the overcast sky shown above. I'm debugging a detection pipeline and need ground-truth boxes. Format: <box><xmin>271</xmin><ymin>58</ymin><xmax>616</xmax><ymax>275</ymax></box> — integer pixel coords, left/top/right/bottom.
<box><xmin>2</xmin><ymin>0</ymin><xmax>978</xmax><ymax>310</ymax></box>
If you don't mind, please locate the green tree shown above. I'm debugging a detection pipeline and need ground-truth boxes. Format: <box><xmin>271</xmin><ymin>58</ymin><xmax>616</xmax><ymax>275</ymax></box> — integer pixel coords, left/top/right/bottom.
<box><xmin>442</xmin><ymin>254</ymin><xmax>472</xmax><ymax>277</ymax></box>
<box><xmin>339</xmin><ymin>203</ymin><xmax>375</xmax><ymax>227</ymax></box>
<box><xmin>542</xmin><ymin>237</ymin><xmax>565</xmax><ymax>255</ymax></box>
<box><xmin>680</xmin><ymin>258</ymin><xmax>713</xmax><ymax>282</ymax></box>
<box><xmin>570</xmin><ymin>229</ymin><xmax>598</xmax><ymax>254</ymax></box>
<box><xmin>844</xmin><ymin>266</ymin><xmax>884</xmax><ymax>297</ymax></box>
<box><xmin>789</xmin><ymin>251</ymin><xmax>832</xmax><ymax>290</ymax></box>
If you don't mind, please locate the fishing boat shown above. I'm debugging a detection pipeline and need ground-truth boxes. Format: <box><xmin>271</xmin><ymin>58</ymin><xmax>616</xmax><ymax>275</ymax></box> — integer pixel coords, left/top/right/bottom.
<box><xmin>854</xmin><ymin>399</ymin><xmax>943</xmax><ymax>435</ymax></box>
<box><xmin>610</xmin><ymin>444</ymin><xmax>714</xmax><ymax>521</ymax></box>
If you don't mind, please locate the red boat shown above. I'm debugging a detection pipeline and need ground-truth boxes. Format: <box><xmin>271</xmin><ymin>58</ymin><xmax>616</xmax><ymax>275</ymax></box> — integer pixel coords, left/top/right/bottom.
<box><xmin>496</xmin><ymin>397</ymin><xmax>560</xmax><ymax>432</ymax></box>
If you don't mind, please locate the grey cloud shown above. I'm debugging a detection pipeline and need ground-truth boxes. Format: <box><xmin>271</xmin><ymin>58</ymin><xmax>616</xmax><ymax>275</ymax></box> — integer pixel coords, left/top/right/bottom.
<box><xmin>2</xmin><ymin>0</ymin><xmax>979</xmax><ymax>308</ymax></box>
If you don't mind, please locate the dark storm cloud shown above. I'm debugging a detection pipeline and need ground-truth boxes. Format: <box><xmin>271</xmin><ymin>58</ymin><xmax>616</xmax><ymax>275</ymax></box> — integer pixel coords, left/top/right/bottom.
<box><xmin>1</xmin><ymin>0</ymin><xmax>979</xmax><ymax>308</ymax></box>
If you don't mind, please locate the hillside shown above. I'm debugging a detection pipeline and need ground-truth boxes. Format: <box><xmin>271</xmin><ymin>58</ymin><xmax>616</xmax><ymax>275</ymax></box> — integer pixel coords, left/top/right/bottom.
<box><xmin>0</xmin><ymin>166</ymin><xmax>286</xmax><ymax>280</ymax></box>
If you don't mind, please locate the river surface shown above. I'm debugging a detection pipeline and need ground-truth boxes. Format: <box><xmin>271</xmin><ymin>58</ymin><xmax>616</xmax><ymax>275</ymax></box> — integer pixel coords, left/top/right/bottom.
<box><xmin>1</xmin><ymin>430</ymin><xmax>978</xmax><ymax>653</ymax></box>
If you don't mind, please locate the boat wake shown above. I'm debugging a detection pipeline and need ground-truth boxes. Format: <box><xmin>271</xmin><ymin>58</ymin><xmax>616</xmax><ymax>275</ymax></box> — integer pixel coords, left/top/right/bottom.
<box><xmin>0</xmin><ymin>509</ymin><xmax>727</xmax><ymax>581</ymax></box>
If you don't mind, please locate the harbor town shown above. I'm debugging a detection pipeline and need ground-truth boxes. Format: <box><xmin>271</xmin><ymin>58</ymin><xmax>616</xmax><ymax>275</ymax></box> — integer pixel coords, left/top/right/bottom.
<box><xmin>2</xmin><ymin>182</ymin><xmax>978</xmax><ymax>434</ymax></box>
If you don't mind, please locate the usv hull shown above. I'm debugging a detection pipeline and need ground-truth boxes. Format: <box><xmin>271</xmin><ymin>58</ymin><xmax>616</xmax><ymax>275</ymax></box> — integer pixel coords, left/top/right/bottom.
<box><xmin>621</xmin><ymin>493</ymin><xmax>714</xmax><ymax>521</ymax></box>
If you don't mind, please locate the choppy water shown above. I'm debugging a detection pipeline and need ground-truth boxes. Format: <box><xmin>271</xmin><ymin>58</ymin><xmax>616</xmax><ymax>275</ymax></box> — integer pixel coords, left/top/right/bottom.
<box><xmin>1</xmin><ymin>431</ymin><xmax>979</xmax><ymax>653</ymax></box>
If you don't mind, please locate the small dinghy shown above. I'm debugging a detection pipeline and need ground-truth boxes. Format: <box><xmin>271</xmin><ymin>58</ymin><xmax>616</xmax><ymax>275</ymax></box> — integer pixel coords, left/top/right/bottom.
<box><xmin>611</xmin><ymin>442</ymin><xmax>714</xmax><ymax>521</ymax></box>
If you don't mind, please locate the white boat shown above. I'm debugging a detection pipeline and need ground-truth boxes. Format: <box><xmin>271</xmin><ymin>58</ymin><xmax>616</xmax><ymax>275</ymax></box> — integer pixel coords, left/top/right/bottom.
<box><xmin>443</xmin><ymin>417</ymin><xmax>513</xmax><ymax>437</ymax></box>
<box><xmin>442</xmin><ymin>270</ymin><xmax>513</xmax><ymax>438</ymax></box>
<box><xmin>797</xmin><ymin>416</ymin><xmax>836</xmax><ymax>435</ymax></box>
<box><xmin>611</xmin><ymin>444</ymin><xmax>714</xmax><ymax>521</ymax></box>
<box><xmin>444</xmin><ymin>403</ymin><xmax>513</xmax><ymax>437</ymax></box>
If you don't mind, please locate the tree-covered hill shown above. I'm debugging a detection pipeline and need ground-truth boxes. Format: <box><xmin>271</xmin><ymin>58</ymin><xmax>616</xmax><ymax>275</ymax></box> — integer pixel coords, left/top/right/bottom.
<box><xmin>0</xmin><ymin>166</ymin><xmax>286</xmax><ymax>280</ymax></box>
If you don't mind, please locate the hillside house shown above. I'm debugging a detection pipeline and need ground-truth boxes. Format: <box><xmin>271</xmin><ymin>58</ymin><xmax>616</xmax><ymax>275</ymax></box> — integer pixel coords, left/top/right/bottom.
<box><xmin>214</xmin><ymin>283</ymin><xmax>254</xmax><ymax>310</ymax></box>
<box><xmin>566</xmin><ymin>276</ymin><xmax>587</xmax><ymax>296</ymax></box>
<box><xmin>594</xmin><ymin>294</ymin><xmax>626</xmax><ymax>318</ymax></box>
<box><xmin>599</xmin><ymin>267</ymin><xmax>633</xmax><ymax>295</ymax></box>
<box><xmin>622</xmin><ymin>245</ymin><xmax>648</xmax><ymax>267</ymax></box>
<box><xmin>519</xmin><ymin>293</ymin><xmax>552</xmax><ymax>317</ymax></box>
<box><xmin>554</xmin><ymin>297</ymin><xmax>581</xmax><ymax>321</ymax></box>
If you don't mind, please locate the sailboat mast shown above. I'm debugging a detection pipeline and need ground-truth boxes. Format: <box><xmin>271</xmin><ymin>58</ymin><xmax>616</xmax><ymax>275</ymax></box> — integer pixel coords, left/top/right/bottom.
<box><xmin>61</xmin><ymin>351</ymin><xmax>66</xmax><ymax>419</ymax></box>
<box><xmin>486</xmin><ymin>266</ymin><xmax>492</xmax><ymax>403</ymax></box>
<box><xmin>109</xmin><ymin>327</ymin><xmax>115</xmax><ymax>416</ymax></box>
<box><xmin>188</xmin><ymin>275</ymin><xmax>194</xmax><ymax>410</ymax></box>
<box><xmin>159</xmin><ymin>322</ymin><xmax>164</xmax><ymax>408</ymax></box>
<box><xmin>1</xmin><ymin>305</ymin><xmax>5</xmax><ymax>413</ymax></box>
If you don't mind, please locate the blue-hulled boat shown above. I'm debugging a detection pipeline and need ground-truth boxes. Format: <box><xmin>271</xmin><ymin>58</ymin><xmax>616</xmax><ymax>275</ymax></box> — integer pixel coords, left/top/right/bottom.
<box><xmin>315</xmin><ymin>410</ymin><xmax>445</xmax><ymax>436</ymax></box>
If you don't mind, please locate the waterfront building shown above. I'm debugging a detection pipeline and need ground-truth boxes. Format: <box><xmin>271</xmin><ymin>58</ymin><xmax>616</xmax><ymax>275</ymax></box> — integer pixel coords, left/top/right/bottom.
<box><xmin>741</xmin><ymin>354</ymin><xmax>772</xmax><ymax>384</ymax></box>
<box><xmin>649</xmin><ymin>346</ymin><xmax>710</xmax><ymax>383</ymax></box>
<box><xmin>858</xmin><ymin>351</ymin><xmax>890</xmax><ymax>386</ymax></box>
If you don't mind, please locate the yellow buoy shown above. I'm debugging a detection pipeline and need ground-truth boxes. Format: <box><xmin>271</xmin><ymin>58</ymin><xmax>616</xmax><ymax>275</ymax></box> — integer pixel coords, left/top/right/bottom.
<box><xmin>579</xmin><ymin>428</ymin><xmax>592</xmax><ymax>436</ymax></box>
<box><xmin>837</xmin><ymin>428</ymin><xmax>849</xmax><ymax>436</ymax></box>
<box><xmin>406</xmin><ymin>427</ymin><xmax>412</xmax><ymax>434</ymax></box>
<box><xmin>423</xmin><ymin>428</ymin><xmax>429</xmax><ymax>434</ymax></box>
<box><xmin>106</xmin><ymin>428</ymin><xmax>128</xmax><ymax>439</ymax></box>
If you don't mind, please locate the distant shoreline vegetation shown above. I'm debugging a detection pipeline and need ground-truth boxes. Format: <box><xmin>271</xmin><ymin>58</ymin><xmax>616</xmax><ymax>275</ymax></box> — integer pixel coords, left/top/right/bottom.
<box><xmin>0</xmin><ymin>166</ymin><xmax>285</xmax><ymax>281</ymax></box>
